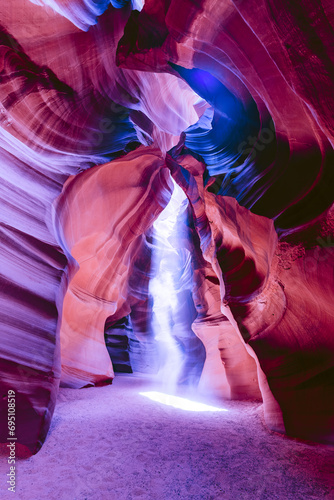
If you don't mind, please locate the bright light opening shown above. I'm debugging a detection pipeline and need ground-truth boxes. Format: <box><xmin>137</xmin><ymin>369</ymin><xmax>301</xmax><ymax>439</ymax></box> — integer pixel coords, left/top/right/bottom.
<box><xmin>149</xmin><ymin>179</ymin><xmax>189</xmax><ymax>391</ymax></box>
<box><xmin>140</xmin><ymin>391</ymin><xmax>228</xmax><ymax>412</ymax></box>
<box><xmin>132</xmin><ymin>0</ymin><xmax>145</xmax><ymax>11</ymax></box>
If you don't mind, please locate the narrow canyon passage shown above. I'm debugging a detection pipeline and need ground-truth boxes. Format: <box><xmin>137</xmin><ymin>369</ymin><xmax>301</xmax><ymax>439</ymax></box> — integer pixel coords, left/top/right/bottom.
<box><xmin>1</xmin><ymin>374</ymin><xmax>333</xmax><ymax>500</ymax></box>
<box><xmin>1</xmin><ymin>2</ymin><xmax>334</xmax><ymax>497</ymax></box>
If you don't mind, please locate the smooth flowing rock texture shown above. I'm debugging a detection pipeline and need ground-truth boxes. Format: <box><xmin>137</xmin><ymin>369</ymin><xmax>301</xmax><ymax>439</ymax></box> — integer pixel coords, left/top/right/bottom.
<box><xmin>0</xmin><ymin>0</ymin><xmax>333</xmax><ymax>454</ymax></box>
<box><xmin>56</xmin><ymin>146</ymin><xmax>172</xmax><ymax>388</ymax></box>
<box><xmin>118</xmin><ymin>0</ymin><xmax>334</xmax><ymax>234</ymax></box>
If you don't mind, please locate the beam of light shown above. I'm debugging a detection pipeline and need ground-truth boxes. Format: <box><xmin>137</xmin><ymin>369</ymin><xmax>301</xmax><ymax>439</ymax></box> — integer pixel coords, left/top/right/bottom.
<box><xmin>149</xmin><ymin>178</ymin><xmax>189</xmax><ymax>391</ymax></box>
<box><xmin>139</xmin><ymin>391</ymin><xmax>228</xmax><ymax>412</ymax></box>
<box><xmin>132</xmin><ymin>0</ymin><xmax>145</xmax><ymax>11</ymax></box>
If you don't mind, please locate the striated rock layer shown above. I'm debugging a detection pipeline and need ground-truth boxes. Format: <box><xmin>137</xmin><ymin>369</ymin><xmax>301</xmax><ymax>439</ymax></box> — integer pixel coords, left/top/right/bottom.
<box><xmin>55</xmin><ymin>146</ymin><xmax>173</xmax><ymax>388</ymax></box>
<box><xmin>168</xmin><ymin>143</ymin><xmax>334</xmax><ymax>442</ymax></box>
<box><xmin>118</xmin><ymin>0</ymin><xmax>334</xmax><ymax>236</ymax></box>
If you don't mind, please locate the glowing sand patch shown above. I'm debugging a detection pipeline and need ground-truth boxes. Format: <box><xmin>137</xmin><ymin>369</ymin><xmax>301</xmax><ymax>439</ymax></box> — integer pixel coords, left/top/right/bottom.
<box><xmin>140</xmin><ymin>392</ymin><xmax>228</xmax><ymax>412</ymax></box>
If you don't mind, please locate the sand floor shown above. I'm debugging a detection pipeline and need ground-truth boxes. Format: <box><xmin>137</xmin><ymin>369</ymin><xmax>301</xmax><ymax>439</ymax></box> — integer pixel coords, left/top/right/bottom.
<box><xmin>1</xmin><ymin>374</ymin><xmax>333</xmax><ymax>500</ymax></box>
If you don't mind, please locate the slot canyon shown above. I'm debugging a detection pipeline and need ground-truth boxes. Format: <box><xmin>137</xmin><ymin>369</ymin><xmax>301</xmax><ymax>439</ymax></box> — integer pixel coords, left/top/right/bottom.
<box><xmin>0</xmin><ymin>1</ymin><xmax>333</xmax><ymax>498</ymax></box>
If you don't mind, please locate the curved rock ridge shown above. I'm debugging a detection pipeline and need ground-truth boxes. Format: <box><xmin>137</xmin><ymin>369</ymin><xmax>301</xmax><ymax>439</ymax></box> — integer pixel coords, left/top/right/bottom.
<box><xmin>167</xmin><ymin>145</ymin><xmax>284</xmax><ymax>430</ymax></box>
<box><xmin>28</xmin><ymin>1</ymin><xmax>144</xmax><ymax>31</ymax></box>
<box><xmin>167</xmin><ymin>142</ymin><xmax>334</xmax><ymax>442</ymax></box>
<box><xmin>0</xmin><ymin>25</ymin><xmax>138</xmax><ymax>159</ymax></box>
<box><xmin>186</xmin><ymin>215</ymin><xmax>263</xmax><ymax>404</ymax></box>
<box><xmin>117</xmin><ymin>0</ymin><xmax>334</xmax><ymax>236</ymax></box>
<box><xmin>1</xmin><ymin>2</ymin><xmax>202</xmax><ymax>156</ymax></box>
<box><xmin>54</xmin><ymin>146</ymin><xmax>173</xmax><ymax>387</ymax></box>
<box><xmin>0</xmin><ymin>122</ymin><xmax>73</xmax><ymax>455</ymax></box>
<box><xmin>28</xmin><ymin>0</ymin><xmax>129</xmax><ymax>31</ymax></box>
